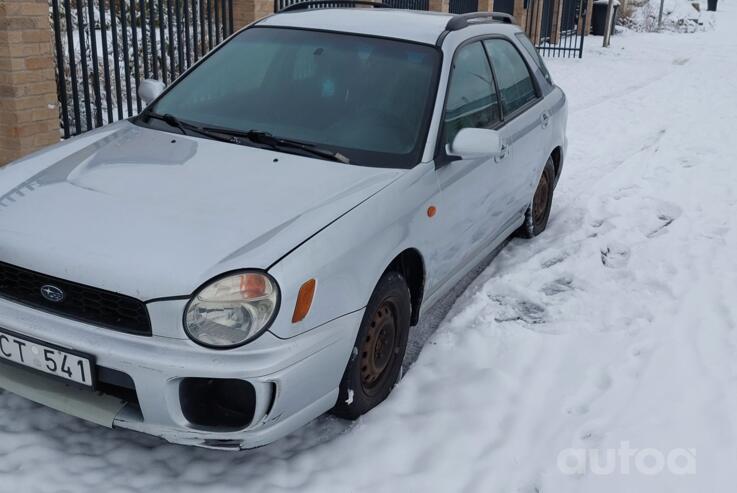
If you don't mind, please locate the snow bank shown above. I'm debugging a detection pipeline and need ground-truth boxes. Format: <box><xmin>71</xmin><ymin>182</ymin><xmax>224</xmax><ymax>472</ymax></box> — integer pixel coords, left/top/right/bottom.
<box><xmin>621</xmin><ymin>0</ymin><xmax>716</xmax><ymax>32</ymax></box>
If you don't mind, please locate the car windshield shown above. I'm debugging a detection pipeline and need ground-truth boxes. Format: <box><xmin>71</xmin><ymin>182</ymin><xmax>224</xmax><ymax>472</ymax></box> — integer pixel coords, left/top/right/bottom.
<box><xmin>144</xmin><ymin>27</ymin><xmax>441</xmax><ymax>168</ymax></box>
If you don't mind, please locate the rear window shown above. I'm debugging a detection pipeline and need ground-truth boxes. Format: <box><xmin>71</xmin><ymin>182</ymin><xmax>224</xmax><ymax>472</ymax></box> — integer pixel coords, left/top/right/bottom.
<box><xmin>515</xmin><ymin>33</ymin><xmax>553</xmax><ymax>85</ymax></box>
<box><xmin>483</xmin><ymin>39</ymin><xmax>538</xmax><ymax>116</ymax></box>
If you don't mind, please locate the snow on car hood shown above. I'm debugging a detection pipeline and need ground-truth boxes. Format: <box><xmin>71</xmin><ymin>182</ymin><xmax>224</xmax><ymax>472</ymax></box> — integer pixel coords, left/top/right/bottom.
<box><xmin>0</xmin><ymin>121</ymin><xmax>402</xmax><ymax>300</ymax></box>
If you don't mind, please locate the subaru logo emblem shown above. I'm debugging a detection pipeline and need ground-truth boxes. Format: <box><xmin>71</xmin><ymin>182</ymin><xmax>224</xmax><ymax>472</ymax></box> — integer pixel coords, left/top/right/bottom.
<box><xmin>40</xmin><ymin>285</ymin><xmax>65</xmax><ymax>303</ymax></box>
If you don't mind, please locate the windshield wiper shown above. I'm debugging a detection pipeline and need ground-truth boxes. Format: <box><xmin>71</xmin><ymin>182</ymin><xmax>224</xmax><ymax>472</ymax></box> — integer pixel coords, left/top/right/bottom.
<box><xmin>202</xmin><ymin>128</ymin><xmax>351</xmax><ymax>164</ymax></box>
<box><xmin>141</xmin><ymin>114</ymin><xmax>350</xmax><ymax>164</ymax></box>
<box><xmin>144</xmin><ymin>112</ymin><xmax>237</xmax><ymax>144</ymax></box>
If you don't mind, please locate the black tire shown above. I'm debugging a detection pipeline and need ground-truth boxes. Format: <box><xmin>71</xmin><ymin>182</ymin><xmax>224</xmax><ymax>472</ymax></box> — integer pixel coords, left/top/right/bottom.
<box><xmin>332</xmin><ymin>271</ymin><xmax>411</xmax><ymax>420</ymax></box>
<box><xmin>517</xmin><ymin>157</ymin><xmax>556</xmax><ymax>239</ymax></box>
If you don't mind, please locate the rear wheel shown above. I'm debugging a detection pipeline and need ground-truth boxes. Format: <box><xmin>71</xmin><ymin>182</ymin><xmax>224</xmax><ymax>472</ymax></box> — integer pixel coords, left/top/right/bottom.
<box><xmin>333</xmin><ymin>271</ymin><xmax>411</xmax><ymax>420</ymax></box>
<box><xmin>517</xmin><ymin>157</ymin><xmax>556</xmax><ymax>238</ymax></box>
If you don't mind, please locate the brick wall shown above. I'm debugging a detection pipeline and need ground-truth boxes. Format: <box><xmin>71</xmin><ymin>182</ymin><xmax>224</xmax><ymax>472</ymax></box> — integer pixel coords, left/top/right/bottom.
<box><xmin>233</xmin><ymin>0</ymin><xmax>274</xmax><ymax>28</ymax></box>
<box><xmin>429</xmin><ymin>0</ymin><xmax>450</xmax><ymax>12</ymax></box>
<box><xmin>0</xmin><ymin>0</ymin><xmax>59</xmax><ymax>166</ymax></box>
<box><xmin>478</xmin><ymin>0</ymin><xmax>495</xmax><ymax>12</ymax></box>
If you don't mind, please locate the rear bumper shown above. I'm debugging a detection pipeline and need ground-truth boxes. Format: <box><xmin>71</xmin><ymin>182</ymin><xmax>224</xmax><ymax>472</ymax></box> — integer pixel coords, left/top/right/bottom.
<box><xmin>0</xmin><ymin>296</ymin><xmax>362</xmax><ymax>449</ymax></box>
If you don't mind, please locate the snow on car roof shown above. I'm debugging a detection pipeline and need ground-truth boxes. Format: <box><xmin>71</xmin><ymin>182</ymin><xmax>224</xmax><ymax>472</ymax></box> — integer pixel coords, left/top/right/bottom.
<box><xmin>257</xmin><ymin>8</ymin><xmax>456</xmax><ymax>45</ymax></box>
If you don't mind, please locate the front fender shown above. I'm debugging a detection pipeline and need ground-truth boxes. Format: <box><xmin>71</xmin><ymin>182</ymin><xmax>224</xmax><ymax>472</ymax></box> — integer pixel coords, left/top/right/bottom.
<box><xmin>267</xmin><ymin>162</ymin><xmax>440</xmax><ymax>339</ymax></box>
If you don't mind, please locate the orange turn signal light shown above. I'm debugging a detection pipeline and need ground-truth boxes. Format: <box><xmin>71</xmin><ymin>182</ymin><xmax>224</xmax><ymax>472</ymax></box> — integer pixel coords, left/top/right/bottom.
<box><xmin>292</xmin><ymin>279</ymin><xmax>317</xmax><ymax>323</ymax></box>
<box><xmin>240</xmin><ymin>273</ymin><xmax>267</xmax><ymax>298</ymax></box>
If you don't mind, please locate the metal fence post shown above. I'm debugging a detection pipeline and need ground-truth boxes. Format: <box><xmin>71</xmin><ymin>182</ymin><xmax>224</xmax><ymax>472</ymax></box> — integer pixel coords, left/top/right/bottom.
<box><xmin>602</xmin><ymin>0</ymin><xmax>614</xmax><ymax>46</ymax></box>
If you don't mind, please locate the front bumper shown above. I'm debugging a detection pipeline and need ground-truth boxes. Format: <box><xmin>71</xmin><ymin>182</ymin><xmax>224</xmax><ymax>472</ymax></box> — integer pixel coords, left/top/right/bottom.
<box><xmin>0</xmin><ymin>296</ymin><xmax>362</xmax><ymax>449</ymax></box>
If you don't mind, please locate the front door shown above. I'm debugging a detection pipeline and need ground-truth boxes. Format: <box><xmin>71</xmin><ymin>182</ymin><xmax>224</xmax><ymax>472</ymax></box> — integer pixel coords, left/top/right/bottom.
<box><xmin>431</xmin><ymin>41</ymin><xmax>508</xmax><ymax>295</ymax></box>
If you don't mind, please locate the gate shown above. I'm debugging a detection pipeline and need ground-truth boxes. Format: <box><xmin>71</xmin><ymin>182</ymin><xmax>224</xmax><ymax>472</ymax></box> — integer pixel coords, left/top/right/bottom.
<box><xmin>51</xmin><ymin>0</ymin><xmax>235</xmax><ymax>138</ymax></box>
<box><xmin>525</xmin><ymin>0</ymin><xmax>586</xmax><ymax>57</ymax></box>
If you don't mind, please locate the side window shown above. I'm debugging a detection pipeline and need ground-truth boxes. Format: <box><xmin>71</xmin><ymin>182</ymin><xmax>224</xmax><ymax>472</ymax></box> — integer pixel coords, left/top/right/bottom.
<box><xmin>483</xmin><ymin>39</ymin><xmax>538</xmax><ymax>116</ymax></box>
<box><xmin>443</xmin><ymin>42</ymin><xmax>501</xmax><ymax>145</ymax></box>
<box><xmin>515</xmin><ymin>32</ymin><xmax>553</xmax><ymax>85</ymax></box>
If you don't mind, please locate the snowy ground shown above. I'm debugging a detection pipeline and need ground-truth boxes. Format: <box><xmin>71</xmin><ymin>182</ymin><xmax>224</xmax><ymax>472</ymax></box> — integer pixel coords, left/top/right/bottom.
<box><xmin>3</xmin><ymin>5</ymin><xmax>737</xmax><ymax>492</ymax></box>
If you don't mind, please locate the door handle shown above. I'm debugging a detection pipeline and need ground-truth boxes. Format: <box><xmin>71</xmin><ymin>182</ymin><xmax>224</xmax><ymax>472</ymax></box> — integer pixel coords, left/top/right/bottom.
<box><xmin>496</xmin><ymin>143</ymin><xmax>509</xmax><ymax>162</ymax></box>
<box><xmin>541</xmin><ymin>111</ymin><xmax>551</xmax><ymax>129</ymax></box>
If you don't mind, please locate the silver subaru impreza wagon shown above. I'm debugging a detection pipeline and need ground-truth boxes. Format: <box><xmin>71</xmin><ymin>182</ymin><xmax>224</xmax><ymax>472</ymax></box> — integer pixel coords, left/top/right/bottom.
<box><xmin>0</xmin><ymin>5</ymin><xmax>566</xmax><ymax>449</ymax></box>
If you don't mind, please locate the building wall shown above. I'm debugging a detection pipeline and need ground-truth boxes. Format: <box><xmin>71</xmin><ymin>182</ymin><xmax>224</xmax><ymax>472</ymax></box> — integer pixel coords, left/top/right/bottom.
<box><xmin>0</xmin><ymin>0</ymin><xmax>60</xmax><ymax>166</ymax></box>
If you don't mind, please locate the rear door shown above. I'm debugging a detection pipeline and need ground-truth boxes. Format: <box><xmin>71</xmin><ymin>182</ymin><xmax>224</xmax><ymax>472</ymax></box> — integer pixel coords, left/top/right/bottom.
<box><xmin>483</xmin><ymin>37</ymin><xmax>549</xmax><ymax>217</ymax></box>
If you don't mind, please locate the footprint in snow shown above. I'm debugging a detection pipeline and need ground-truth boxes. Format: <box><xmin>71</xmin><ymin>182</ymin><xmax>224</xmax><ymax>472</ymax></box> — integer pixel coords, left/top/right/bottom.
<box><xmin>620</xmin><ymin>340</ymin><xmax>656</xmax><ymax>378</ymax></box>
<box><xmin>576</xmin><ymin>419</ymin><xmax>609</xmax><ymax>447</ymax></box>
<box><xmin>612</xmin><ymin>185</ymin><xmax>641</xmax><ymax>201</ymax></box>
<box><xmin>564</xmin><ymin>369</ymin><xmax>614</xmax><ymax>417</ymax></box>
<box><xmin>516</xmin><ymin>480</ymin><xmax>543</xmax><ymax>493</ymax></box>
<box><xmin>542</xmin><ymin>276</ymin><xmax>575</xmax><ymax>296</ymax></box>
<box><xmin>588</xmin><ymin>216</ymin><xmax>618</xmax><ymax>238</ymax></box>
<box><xmin>647</xmin><ymin>213</ymin><xmax>677</xmax><ymax>238</ymax></box>
<box><xmin>490</xmin><ymin>295</ymin><xmax>547</xmax><ymax>325</ymax></box>
<box><xmin>541</xmin><ymin>244</ymin><xmax>582</xmax><ymax>269</ymax></box>
<box><xmin>588</xmin><ymin>220</ymin><xmax>604</xmax><ymax>238</ymax></box>
<box><xmin>646</xmin><ymin>201</ymin><xmax>682</xmax><ymax>237</ymax></box>
<box><xmin>541</xmin><ymin>253</ymin><xmax>568</xmax><ymax>269</ymax></box>
<box><xmin>600</xmin><ymin>243</ymin><xmax>631</xmax><ymax>268</ymax></box>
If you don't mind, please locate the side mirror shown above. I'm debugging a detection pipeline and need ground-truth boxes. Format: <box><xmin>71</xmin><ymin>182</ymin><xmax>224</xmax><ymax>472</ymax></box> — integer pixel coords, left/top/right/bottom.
<box><xmin>138</xmin><ymin>79</ymin><xmax>166</xmax><ymax>106</ymax></box>
<box><xmin>448</xmin><ymin>128</ymin><xmax>503</xmax><ymax>158</ymax></box>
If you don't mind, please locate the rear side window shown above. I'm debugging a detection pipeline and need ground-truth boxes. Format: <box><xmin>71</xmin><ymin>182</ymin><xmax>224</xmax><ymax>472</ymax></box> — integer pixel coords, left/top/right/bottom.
<box><xmin>483</xmin><ymin>39</ymin><xmax>538</xmax><ymax>116</ymax></box>
<box><xmin>515</xmin><ymin>32</ymin><xmax>553</xmax><ymax>85</ymax></box>
<box><xmin>443</xmin><ymin>42</ymin><xmax>501</xmax><ymax>145</ymax></box>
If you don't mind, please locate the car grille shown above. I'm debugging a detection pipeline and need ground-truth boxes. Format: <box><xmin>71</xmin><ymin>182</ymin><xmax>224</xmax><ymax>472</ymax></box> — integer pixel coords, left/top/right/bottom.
<box><xmin>0</xmin><ymin>260</ymin><xmax>152</xmax><ymax>336</ymax></box>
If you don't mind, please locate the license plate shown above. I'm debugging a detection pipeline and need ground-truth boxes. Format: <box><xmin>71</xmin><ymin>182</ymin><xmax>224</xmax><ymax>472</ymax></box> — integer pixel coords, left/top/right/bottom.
<box><xmin>0</xmin><ymin>328</ymin><xmax>95</xmax><ymax>389</ymax></box>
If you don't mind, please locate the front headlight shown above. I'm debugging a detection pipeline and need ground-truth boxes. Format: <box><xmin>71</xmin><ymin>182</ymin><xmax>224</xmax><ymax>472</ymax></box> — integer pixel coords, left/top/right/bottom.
<box><xmin>184</xmin><ymin>271</ymin><xmax>280</xmax><ymax>349</ymax></box>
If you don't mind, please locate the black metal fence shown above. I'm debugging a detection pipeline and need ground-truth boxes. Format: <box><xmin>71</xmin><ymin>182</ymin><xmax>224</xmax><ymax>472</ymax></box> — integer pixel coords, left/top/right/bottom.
<box><xmin>51</xmin><ymin>0</ymin><xmax>235</xmax><ymax>138</ymax></box>
<box><xmin>274</xmin><ymin>0</ymin><xmax>429</xmax><ymax>12</ymax></box>
<box><xmin>275</xmin><ymin>0</ymin><xmax>345</xmax><ymax>10</ymax></box>
<box><xmin>449</xmin><ymin>0</ymin><xmax>478</xmax><ymax>14</ymax></box>
<box><xmin>525</xmin><ymin>0</ymin><xmax>586</xmax><ymax>57</ymax></box>
<box><xmin>384</xmin><ymin>0</ymin><xmax>429</xmax><ymax>8</ymax></box>
<box><xmin>51</xmin><ymin>0</ymin><xmax>582</xmax><ymax>138</ymax></box>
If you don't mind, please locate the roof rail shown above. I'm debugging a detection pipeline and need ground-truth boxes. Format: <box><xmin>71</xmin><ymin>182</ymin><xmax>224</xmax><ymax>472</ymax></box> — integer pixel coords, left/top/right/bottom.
<box><xmin>445</xmin><ymin>12</ymin><xmax>517</xmax><ymax>31</ymax></box>
<box><xmin>278</xmin><ymin>1</ymin><xmax>387</xmax><ymax>12</ymax></box>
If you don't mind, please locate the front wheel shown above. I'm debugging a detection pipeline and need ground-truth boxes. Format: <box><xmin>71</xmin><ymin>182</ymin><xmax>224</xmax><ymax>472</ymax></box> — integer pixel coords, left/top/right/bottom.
<box><xmin>517</xmin><ymin>157</ymin><xmax>556</xmax><ymax>239</ymax></box>
<box><xmin>332</xmin><ymin>271</ymin><xmax>411</xmax><ymax>420</ymax></box>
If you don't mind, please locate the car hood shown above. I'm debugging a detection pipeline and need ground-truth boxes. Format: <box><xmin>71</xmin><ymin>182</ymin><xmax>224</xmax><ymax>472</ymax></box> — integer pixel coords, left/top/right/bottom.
<box><xmin>0</xmin><ymin>122</ymin><xmax>402</xmax><ymax>300</ymax></box>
